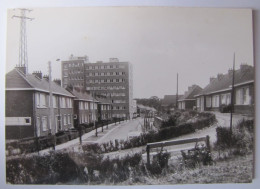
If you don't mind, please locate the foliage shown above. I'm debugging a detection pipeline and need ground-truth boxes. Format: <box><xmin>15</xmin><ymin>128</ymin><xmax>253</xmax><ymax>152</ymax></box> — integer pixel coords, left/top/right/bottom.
<box><xmin>214</xmin><ymin>119</ymin><xmax>254</xmax><ymax>156</ymax></box>
<box><xmin>180</xmin><ymin>145</ymin><xmax>213</xmax><ymax>169</ymax></box>
<box><xmin>219</xmin><ymin>104</ymin><xmax>232</xmax><ymax>113</ymax></box>
<box><xmin>6</xmin><ymin>151</ymin><xmax>147</xmax><ymax>184</ymax></box>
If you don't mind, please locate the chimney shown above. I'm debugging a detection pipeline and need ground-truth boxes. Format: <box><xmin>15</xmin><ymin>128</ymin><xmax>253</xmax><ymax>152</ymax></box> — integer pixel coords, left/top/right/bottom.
<box><xmin>43</xmin><ymin>75</ymin><xmax>49</xmax><ymax>81</ymax></box>
<box><xmin>15</xmin><ymin>65</ymin><xmax>26</xmax><ymax>75</ymax></box>
<box><xmin>210</xmin><ymin>77</ymin><xmax>215</xmax><ymax>83</ymax></box>
<box><xmin>32</xmin><ymin>71</ymin><xmax>43</xmax><ymax>79</ymax></box>
<box><xmin>53</xmin><ymin>79</ymin><xmax>61</xmax><ymax>86</ymax></box>
<box><xmin>217</xmin><ymin>73</ymin><xmax>223</xmax><ymax>80</ymax></box>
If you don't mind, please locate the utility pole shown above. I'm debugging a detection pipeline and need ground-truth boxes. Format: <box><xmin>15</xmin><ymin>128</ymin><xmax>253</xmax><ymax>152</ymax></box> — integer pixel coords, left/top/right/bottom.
<box><xmin>12</xmin><ymin>9</ymin><xmax>34</xmax><ymax>74</ymax></box>
<box><xmin>230</xmin><ymin>53</ymin><xmax>236</xmax><ymax>135</ymax></box>
<box><xmin>176</xmin><ymin>73</ymin><xmax>179</xmax><ymax>109</ymax></box>
<box><xmin>92</xmin><ymin>92</ymin><xmax>98</xmax><ymax>137</ymax></box>
<box><xmin>48</xmin><ymin>61</ymin><xmax>56</xmax><ymax>149</ymax></box>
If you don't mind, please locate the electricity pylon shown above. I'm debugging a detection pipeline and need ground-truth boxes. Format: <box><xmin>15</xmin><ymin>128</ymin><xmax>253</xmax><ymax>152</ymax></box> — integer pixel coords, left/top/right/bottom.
<box><xmin>12</xmin><ymin>9</ymin><xmax>34</xmax><ymax>74</ymax></box>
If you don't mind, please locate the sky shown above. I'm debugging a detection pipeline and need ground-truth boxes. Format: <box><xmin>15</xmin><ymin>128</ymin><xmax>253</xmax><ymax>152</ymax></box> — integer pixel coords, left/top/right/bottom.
<box><xmin>5</xmin><ymin>7</ymin><xmax>254</xmax><ymax>98</ymax></box>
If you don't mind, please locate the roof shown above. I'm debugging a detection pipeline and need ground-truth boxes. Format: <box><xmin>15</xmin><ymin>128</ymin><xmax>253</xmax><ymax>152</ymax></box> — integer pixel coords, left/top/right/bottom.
<box><xmin>69</xmin><ymin>89</ymin><xmax>94</xmax><ymax>102</ymax></box>
<box><xmin>95</xmin><ymin>96</ymin><xmax>112</xmax><ymax>104</ymax></box>
<box><xmin>161</xmin><ymin>95</ymin><xmax>183</xmax><ymax>106</ymax></box>
<box><xmin>6</xmin><ymin>68</ymin><xmax>74</xmax><ymax>97</ymax></box>
<box><xmin>178</xmin><ymin>85</ymin><xmax>202</xmax><ymax>101</ymax></box>
<box><xmin>197</xmin><ymin>64</ymin><xmax>254</xmax><ymax>96</ymax></box>
<box><xmin>137</xmin><ymin>104</ymin><xmax>156</xmax><ymax>112</ymax></box>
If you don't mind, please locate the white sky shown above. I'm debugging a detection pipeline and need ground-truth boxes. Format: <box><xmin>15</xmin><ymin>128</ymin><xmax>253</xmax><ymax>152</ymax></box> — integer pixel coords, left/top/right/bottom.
<box><xmin>6</xmin><ymin>7</ymin><xmax>253</xmax><ymax>98</ymax></box>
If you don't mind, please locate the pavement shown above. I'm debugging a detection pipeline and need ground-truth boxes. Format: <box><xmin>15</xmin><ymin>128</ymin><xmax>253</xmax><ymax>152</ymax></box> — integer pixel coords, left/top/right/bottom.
<box><xmin>39</xmin><ymin>118</ymin><xmax>143</xmax><ymax>155</ymax></box>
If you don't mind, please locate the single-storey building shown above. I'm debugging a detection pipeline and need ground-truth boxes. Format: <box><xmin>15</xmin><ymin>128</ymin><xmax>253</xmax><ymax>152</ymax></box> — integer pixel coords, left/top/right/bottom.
<box><xmin>195</xmin><ymin>64</ymin><xmax>254</xmax><ymax>115</ymax></box>
<box><xmin>178</xmin><ymin>85</ymin><xmax>202</xmax><ymax>110</ymax></box>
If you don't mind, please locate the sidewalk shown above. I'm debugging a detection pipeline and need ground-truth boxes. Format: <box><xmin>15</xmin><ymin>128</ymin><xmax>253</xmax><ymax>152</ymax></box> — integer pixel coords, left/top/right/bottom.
<box><xmin>39</xmin><ymin>120</ymin><xmax>130</xmax><ymax>155</ymax></box>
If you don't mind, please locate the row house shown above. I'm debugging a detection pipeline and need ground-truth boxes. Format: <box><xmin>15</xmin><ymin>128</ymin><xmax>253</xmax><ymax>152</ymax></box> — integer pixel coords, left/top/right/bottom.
<box><xmin>195</xmin><ymin>64</ymin><xmax>254</xmax><ymax>115</ymax></box>
<box><xmin>5</xmin><ymin>68</ymin><xmax>75</xmax><ymax>139</ymax></box>
<box><xmin>96</xmin><ymin>96</ymin><xmax>112</xmax><ymax>122</ymax></box>
<box><xmin>69</xmin><ymin>88</ymin><xmax>112</xmax><ymax>126</ymax></box>
<box><xmin>69</xmin><ymin>88</ymin><xmax>98</xmax><ymax>126</ymax></box>
<box><xmin>178</xmin><ymin>85</ymin><xmax>202</xmax><ymax>110</ymax></box>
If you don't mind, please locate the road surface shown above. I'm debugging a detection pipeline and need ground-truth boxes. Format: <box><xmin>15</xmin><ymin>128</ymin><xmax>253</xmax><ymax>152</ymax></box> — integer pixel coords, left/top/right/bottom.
<box><xmin>83</xmin><ymin>117</ymin><xmax>143</xmax><ymax>144</ymax></box>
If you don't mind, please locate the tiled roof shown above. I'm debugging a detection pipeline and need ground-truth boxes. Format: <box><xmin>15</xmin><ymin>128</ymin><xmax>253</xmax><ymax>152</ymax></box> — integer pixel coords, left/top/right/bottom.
<box><xmin>6</xmin><ymin>68</ymin><xmax>74</xmax><ymax>97</ymax></box>
<box><xmin>197</xmin><ymin>64</ymin><xmax>254</xmax><ymax>96</ymax></box>
<box><xmin>178</xmin><ymin>85</ymin><xmax>202</xmax><ymax>101</ymax></box>
<box><xmin>95</xmin><ymin>96</ymin><xmax>111</xmax><ymax>104</ymax></box>
<box><xmin>70</xmin><ymin>89</ymin><xmax>93</xmax><ymax>101</ymax></box>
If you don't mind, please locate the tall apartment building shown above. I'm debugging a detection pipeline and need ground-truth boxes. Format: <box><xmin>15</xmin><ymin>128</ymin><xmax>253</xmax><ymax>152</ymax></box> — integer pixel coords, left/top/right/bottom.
<box><xmin>61</xmin><ymin>55</ymin><xmax>134</xmax><ymax>119</ymax></box>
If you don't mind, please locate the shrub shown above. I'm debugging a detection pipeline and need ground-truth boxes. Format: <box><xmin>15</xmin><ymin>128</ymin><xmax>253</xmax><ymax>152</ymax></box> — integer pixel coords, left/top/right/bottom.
<box><xmin>214</xmin><ymin>119</ymin><xmax>254</xmax><ymax>156</ymax></box>
<box><xmin>6</xmin><ymin>152</ymin><xmax>84</xmax><ymax>184</ymax></box>
<box><xmin>219</xmin><ymin>104</ymin><xmax>232</xmax><ymax>113</ymax></box>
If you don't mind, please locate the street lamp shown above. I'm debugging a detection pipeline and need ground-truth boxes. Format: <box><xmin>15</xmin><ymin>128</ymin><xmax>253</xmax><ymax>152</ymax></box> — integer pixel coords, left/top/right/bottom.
<box><xmin>92</xmin><ymin>91</ymin><xmax>98</xmax><ymax>137</ymax></box>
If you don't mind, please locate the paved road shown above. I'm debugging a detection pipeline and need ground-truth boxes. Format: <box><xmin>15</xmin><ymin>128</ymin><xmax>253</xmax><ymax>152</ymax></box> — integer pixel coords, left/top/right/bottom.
<box><xmin>14</xmin><ymin>112</ymin><xmax>251</xmax><ymax>158</ymax></box>
<box><xmin>103</xmin><ymin>112</ymin><xmax>252</xmax><ymax>160</ymax></box>
<box><xmin>83</xmin><ymin>117</ymin><xmax>144</xmax><ymax>144</ymax></box>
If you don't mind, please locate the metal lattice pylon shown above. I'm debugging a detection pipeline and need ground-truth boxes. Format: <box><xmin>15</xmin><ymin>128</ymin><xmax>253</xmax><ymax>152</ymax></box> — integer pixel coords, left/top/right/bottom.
<box><xmin>12</xmin><ymin>9</ymin><xmax>34</xmax><ymax>74</ymax></box>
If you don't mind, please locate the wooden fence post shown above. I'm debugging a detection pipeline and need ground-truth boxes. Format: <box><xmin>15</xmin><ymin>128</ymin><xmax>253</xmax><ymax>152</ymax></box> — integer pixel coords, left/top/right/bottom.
<box><xmin>206</xmin><ymin>135</ymin><xmax>210</xmax><ymax>152</ymax></box>
<box><xmin>146</xmin><ymin>145</ymin><xmax>150</xmax><ymax>166</ymax></box>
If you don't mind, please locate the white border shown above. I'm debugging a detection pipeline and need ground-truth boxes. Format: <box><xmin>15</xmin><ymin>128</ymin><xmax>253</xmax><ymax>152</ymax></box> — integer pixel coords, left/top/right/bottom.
<box><xmin>1</xmin><ymin>1</ymin><xmax>259</xmax><ymax>189</ymax></box>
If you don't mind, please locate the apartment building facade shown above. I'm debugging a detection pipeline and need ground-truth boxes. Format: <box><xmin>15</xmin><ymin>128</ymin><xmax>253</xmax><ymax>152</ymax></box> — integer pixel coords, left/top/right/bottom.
<box><xmin>61</xmin><ymin>56</ymin><xmax>134</xmax><ymax>119</ymax></box>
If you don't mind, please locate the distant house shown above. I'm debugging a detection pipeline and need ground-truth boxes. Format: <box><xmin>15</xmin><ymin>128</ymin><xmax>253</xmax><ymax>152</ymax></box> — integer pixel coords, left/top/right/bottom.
<box><xmin>5</xmin><ymin>68</ymin><xmax>75</xmax><ymax>139</ymax></box>
<box><xmin>161</xmin><ymin>95</ymin><xmax>183</xmax><ymax>112</ymax></box>
<box><xmin>137</xmin><ymin>104</ymin><xmax>157</xmax><ymax>117</ymax></box>
<box><xmin>195</xmin><ymin>64</ymin><xmax>254</xmax><ymax>114</ymax></box>
<box><xmin>178</xmin><ymin>85</ymin><xmax>202</xmax><ymax>110</ymax></box>
<box><xmin>95</xmin><ymin>95</ymin><xmax>112</xmax><ymax>122</ymax></box>
<box><xmin>69</xmin><ymin>88</ymin><xmax>98</xmax><ymax>127</ymax></box>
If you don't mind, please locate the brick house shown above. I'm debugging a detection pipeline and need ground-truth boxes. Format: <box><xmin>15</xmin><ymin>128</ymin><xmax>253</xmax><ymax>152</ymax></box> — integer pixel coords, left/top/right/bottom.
<box><xmin>5</xmin><ymin>68</ymin><xmax>75</xmax><ymax>139</ymax></box>
<box><xmin>95</xmin><ymin>96</ymin><xmax>112</xmax><ymax>122</ymax></box>
<box><xmin>178</xmin><ymin>85</ymin><xmax>202</xmax><ymax>110</ymax></box>
<box><xmin>195</xmin><ymin>64</ymin><xmax>254</xmax><ymax>115</ymax></box>
<box><xmin>69</xmin><ymin>88</ymin><xmax>98</xmax><ymax>126</ymax></box>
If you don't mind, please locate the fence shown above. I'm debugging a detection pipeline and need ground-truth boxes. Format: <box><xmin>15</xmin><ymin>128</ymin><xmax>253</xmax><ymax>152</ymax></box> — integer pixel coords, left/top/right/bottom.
<box><xmin>146</xmin><ymin>135</ymin><xmax>210</xmax><ymax>166</ymax></box>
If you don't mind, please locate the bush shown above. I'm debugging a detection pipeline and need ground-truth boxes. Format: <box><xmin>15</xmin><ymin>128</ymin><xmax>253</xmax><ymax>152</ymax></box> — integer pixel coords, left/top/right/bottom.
<box><xmin>219</xmin><ymin>104</ymin><xmax>232</xmax><ymax>113</ymax></box>
<box><xmin>6</xmin><ymin>152</ymin><xmax>84</xmax><ymax>184</ymax></box>
<box><xmin>214</xmin><ymin>119</ymin><xmax>254</xmax><ymax>156</ymax></box>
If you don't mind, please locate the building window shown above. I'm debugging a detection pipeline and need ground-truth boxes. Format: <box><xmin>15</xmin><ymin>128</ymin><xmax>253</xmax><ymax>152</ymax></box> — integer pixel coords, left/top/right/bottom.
<box><xmin>212</xmin><ymin>95</ymin><xmax>219</xmax><ymax>107</ymax></box>
<box><xmin>36</xmin><ymin>117</ymin><xmax>41</xmax><ymax>136</ymax></box>
<box><xmin>206</xmin><ymin>96</ymin><xmax>211</xmax><ymax>107</ymax></box>
<box><xmin>53</xmin><ymin>96</ymin><xmax>58</xmax><ymax>108</ymax></box>
<box><xmin>42</xmin><ymin>116</ymin><xmax>48</xmax><ymax>131</ymax></box>
<box><xmin>236</xmin><ymin>87</ymin><xmax>250</xmax><ymax>105</ymax></box>
<box><xmin>68</xmin><ymin>114</ymin><xmax>71</xmax><ymax>124</ymax></box>
<box><xmin>64</xmin><ymin>114</ymin><xmax>67</xmax><ymax>125</ymax></box>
